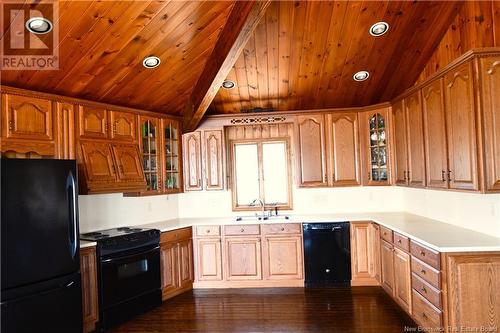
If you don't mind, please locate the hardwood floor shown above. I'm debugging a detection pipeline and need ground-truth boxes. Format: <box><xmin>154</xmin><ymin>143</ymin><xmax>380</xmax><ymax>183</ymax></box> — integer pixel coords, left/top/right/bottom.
<box><xmin>109</xmin><ymin>287</ymin><xmax>417</xmax><ymax>333</ymax></box>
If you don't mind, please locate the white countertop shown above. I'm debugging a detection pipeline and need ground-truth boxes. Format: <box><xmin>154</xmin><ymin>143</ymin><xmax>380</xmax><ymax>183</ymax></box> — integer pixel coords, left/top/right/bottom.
<box><xmin>137</xmin><ymin>212</ymin><xmax>500</xmax><ymax>253</ymax></box>
<box><xmin>80</xmin><ymin>240</ymin><xmax>97</xmax><ymax>249</ymax></box>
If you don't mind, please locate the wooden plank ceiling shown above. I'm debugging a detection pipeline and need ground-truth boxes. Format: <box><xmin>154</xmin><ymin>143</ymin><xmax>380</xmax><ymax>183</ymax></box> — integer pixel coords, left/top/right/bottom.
<box><xmin>1</xmin><ymin>0</ymin><xmax>236</xmax><ymax>115</ymax></box>
<box><xmin>1</xmin><ymin>1</ymin><xmax>462</xmax><ymax>116</ymax></box>
<box><xmin>210</xmin><ymin>1</ymin><xmax>462</xmax><ymax>114</ymax></box>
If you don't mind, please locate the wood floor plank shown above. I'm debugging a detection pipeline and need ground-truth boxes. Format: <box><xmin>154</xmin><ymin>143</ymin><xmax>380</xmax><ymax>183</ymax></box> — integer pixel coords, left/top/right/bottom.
<box><xmin>108</xmin><ymin>287</ymin><xmax>417</xmax><ymax>333</ymax></box>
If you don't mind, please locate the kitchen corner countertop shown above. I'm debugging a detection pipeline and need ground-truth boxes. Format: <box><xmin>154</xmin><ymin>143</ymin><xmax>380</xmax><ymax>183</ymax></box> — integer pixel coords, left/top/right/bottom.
<box><xmin>137</xmin><ymin>212</ymin><xmax>500</xmax><ymax>253</ymax></box>
<box><xmin>80</xmin><ymin>240</ymin><xmax>97</xmax><ymax>249</ymax></box>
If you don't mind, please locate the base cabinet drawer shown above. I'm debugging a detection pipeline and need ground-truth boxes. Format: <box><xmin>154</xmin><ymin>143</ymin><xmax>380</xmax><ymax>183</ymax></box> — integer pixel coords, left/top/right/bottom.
<box><xmin>412</xmin><ymin>290</ymin><xmax>443</xmax><ymax>330</ymax></box>
<box><xmin>380</xmin><ymin>226</ymin><xmax>393</xmax><ymax>243</ymax></box>
<box><xmin>224</xmin><ymin>224</ymin><xmax>260</xmax><ymax>236</ymax></box>
<box><xmin>411</xmin><ymin>273</ymin><xmax>442</xmax><ymax>309</ymax></box>
<box><xmin>410</xmin><ymin>241</ymin><xmax>440</xmax><ymax>269</ymax></box>
<box><xmin>411</xmin><ymin>257</ymin><xmax>441</xmax><ymax>289</ymax></box>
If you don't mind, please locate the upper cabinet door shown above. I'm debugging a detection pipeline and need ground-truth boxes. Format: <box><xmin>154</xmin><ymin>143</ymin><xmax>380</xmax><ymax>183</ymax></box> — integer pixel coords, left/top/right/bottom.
<box><xmin>327</xmin><ymin>113</ymin><xmax>360</xmax><ymax>186</ymax></box>
<box><xmin>361</xmin><ymin>108</ymin><xmax>390</xmax><ymax>186</ymax></box>
<box><xmin>80</xmin><ymin>141</ymin><xmax>116</xmax><ymax>183</ymax></box>
<box><xmin>479</xmin><ymin>56</ymin><xmax>500</xmax><ymax>192</ymax></box>
<box><xmin>111</xmin><ymin>144</ymin><xmax>145</xmax><ymax>184</ymax></box>
<box><xmin>2</xmin><ymin>94</ymin><xmax>53</xmax><ymax>141</ymax></box>
<box><xmin>296</xmin><ymin>115</ymin><xmax>327</xmax><ymax>187</ymax></box>
<box><xmin>183</xmin><ymin>131</ymin><xmax>203</xmax><ymax>191</ymax></box>
<box><xmin>444</xmin><ymin>62</ymin><xmax>479</xmax><ymax>191</ymax></box>
<box><xmin>203</xmin><ymin>130</ymin><xmax>224</xmax><ymax>191</ymax></box>
<box><xmin>109</xmin><ymin>111</ymin><xmax>137</xmax><ymax>142</ymax></box>
<box><xmin>79</xmin><ymin>106</ymin><xmax>108</xmax><ymax>139</ymax></box>
<box><xmin>392</xmin><ymin>100</ymin><xmax>408</xmax><ymax>185</ymax></box>
<box><xmin>405</xmin><ymin>91</ymin><xmax>426</xmax><ymax>187</ymax></box>
<box><xmin>422</xmin><ymin>79</ymin><xmax>449</xmax><ymax>189</ymax></box>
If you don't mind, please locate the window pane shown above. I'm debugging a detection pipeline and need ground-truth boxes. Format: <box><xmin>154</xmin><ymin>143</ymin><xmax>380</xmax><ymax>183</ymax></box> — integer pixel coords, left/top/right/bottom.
<box><xmin>262</xmin><ymin>142</ymin><xmax>288</xmax><ymax>204</ymax></box>
<box><xmin>234</xmin><ymin>143</ymin><xmax>260</xmax><ymax>206</ymax></box>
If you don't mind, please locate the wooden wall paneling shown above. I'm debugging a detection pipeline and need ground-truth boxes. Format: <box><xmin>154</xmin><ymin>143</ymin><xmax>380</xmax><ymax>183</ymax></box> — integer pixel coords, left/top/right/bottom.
<box><xmin>327</xmin><ymin>112</ymin><xmax>360</xmax><ymax>186</ymax></box>
<box><xmin>444</xmin><ymin>252</ymin><xmax>500</xmax><ymax>331</ymax></box>
<box><xmin>183</xmin><ymin>1</ymin><xmax>271</xmax><ymax>131</ymax></box>
<box><xmin>444</xmin><ymin>62</ymin><xmax>479</xmax><ymax>191</ymax></box>
<box><xmin>478</xmin><ymin>55</ymin><xmax>500</xmax><ymax>192</ymax></box>
<box><xmin>422</xmin><ymin>78</ymin><xmax>449</xmax><ymax>189</ymax></box>
<box><xmin>295</xmin><ymin>114</ymin><xmax>327</xmax><ymax>187</ymax></box>
<box><xmin>405</xmin><ymin>91</ymin><xmax>426</xmax><ymax>187</ymax></box>
<box><xmin>203</xmin><ymin>130</ymin><xmax>224</xmax><ymax>190</ymax></box>
<box><xmin>80</xmin><ymin>246</ymin><xmax>99</xmax><ymax>333</ymax></box>
<box><xmin>183</xmin><ymin>131</ymin><xmax>203</xmax><ymax>191</ymax></box>
<box><xmin>392</xmin><ymin>99</ymin><xmax>408</xmax><ymax>185</ymax></box>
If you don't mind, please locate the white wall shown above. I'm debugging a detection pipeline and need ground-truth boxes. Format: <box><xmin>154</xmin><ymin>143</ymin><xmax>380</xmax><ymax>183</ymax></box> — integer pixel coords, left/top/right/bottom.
<box><xmin>177</xmin><ymin>186</ymin><xmax>405</xmax><ymax>218</ymax></box>
<box><xmin>401</xmin><ymin>187</ymin><xmax>500</xmax><ymax>237</ymax></box>
<box><xmin>78</xmin><ymin>193</ymin><xmax>178</xmax><ymax>233</ymax></box>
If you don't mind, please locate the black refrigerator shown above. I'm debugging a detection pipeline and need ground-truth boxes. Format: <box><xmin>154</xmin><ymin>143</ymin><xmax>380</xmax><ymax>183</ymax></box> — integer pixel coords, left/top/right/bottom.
<box><xmin>1</xmin><ymin>159</ymin><xmax>83</xmax><ymax>333</ymax></box>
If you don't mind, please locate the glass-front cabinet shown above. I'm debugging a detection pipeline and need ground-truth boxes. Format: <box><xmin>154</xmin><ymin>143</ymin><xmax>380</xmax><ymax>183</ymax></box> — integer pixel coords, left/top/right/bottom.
<box><xmin>163</xmin><ymin>119</ymin><xmax>181</xmax><ymax>193</ymax></box>
<box><xmin>361</xmin><ymin>108</ymin><xmax>391</xmax><ymax>185</ymax></box>
<box><xmin>127</xmin><ymin>116</ymin><xmax>182</xmax><ymax>196</ymax></box>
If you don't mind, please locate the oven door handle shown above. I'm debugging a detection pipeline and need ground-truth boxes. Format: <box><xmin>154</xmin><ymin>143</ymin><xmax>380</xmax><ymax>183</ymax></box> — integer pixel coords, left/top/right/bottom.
<box><xmin>101</xmin><ymin>246</ymin><xmax>160</xmax><ymax>264</ymax></box>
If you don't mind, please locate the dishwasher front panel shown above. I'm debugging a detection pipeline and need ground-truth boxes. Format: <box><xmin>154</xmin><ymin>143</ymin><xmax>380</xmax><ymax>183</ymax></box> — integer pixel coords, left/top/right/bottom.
<box><xmin>303</xmin><ymin>222</ymin><xmax>351</xmax><ymax>287</ymax></box>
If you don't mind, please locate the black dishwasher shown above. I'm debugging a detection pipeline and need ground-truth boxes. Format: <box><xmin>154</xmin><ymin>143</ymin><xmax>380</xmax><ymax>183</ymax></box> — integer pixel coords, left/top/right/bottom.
<box><xmin>303</xmin><ymin>222</ymin><xmax>351</xmax><ymax>287</ymax></box>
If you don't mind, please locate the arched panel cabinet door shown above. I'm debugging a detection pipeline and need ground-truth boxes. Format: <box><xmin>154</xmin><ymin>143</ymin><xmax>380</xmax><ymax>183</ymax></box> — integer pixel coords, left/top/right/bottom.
<box><xmin>405</xmin><ymin>91</ymin><xmax>426</xmax><ymax>188</ymax></box>
<box><xmin>182</xmin><ymin>131</ymin><xmax>203</xmax><ymax>191</ymax></box>
<box><xmin>109</xmin><ymin>110</ymin><xmax>137</xmax><ymax>142</ymax></box>
<box><xmin>2</xmin><ymin>94</ymin><xmax>53</xmax><ymax>141</ymax></box>
<box><xmin>111</xmin><ymin>143</ymin><xmax>146</xmax><ymax>184</ymax></box>
<box><xmin>295</xmin><ymin>114</ymin><xmax>327</xmax><ymax>187</ymax></box>
<box><xmin>79</xmin><ymin>141</ymin><xmax>116</xmax><ymax>183</ymax></box>
<box><xmin>203</xmin><ymin>130</ymin><xmax>224</xmax><ymax>191</ymax></box>
<box><xmin>444</xmin><ymin>62</ymin><xmax>478</xmax><ymax>191</ymax></box>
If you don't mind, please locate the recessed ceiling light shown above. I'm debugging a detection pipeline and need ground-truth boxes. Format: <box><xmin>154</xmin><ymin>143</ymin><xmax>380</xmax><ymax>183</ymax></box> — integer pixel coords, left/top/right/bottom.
<box><xmin>353</xmin><ymin>71</ymin><xmax>370</xmax><ymax>82</ymax></box>
<box><xmin>25</xmin><ymin>17</ymin><xmax>53</xmax><ymax>34</ymax></box>
<box><xmin>222</xmin><ymin>80</ymin><xmax>235</xmax><ymax>89</ymax></box>
<box><xmin>369</xmin><ymin>21</ymin><xmax>389</xmax><ymax>36</ymax></box>
<box><xmin>142</xmin><ymin>56</ymin><xmax>161</xmax><ymax>68</ymax></box>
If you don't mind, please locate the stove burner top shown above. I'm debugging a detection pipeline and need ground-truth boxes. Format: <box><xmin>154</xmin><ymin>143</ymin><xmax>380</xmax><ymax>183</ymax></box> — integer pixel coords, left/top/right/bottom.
<box><xmin>124</xmin><ymin>228</ymin><xmax>142</xmax><ymax>233</ymax></box>
<box><xmin>93</xmin><ymin>234</ymin><xmax>110</xmax><ymax>239</ymax></box>
<box><xmin>82</xmin><ymin>232</ymin><xmax>103</xmax><ymax>237</ymax></box>
<box><xmin>80</xmin><ymin>227</ymin><xmax>147</xmax><ymax>241</ymax></box>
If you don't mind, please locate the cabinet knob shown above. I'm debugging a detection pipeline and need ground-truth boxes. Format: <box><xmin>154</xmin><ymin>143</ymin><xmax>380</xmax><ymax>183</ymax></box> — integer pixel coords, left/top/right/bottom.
<box><xmin>281</xmin><ymin>227</ymin><xmax>285</xmax><ymax>231</ymax></box>
<box><xmin>397</xmin><ymin>239</ymin><xmax>402</xmax><ymax>243</ymax></box>
<box><xmin>420</xmin><ymin>251</ymin><xmax>426</xmax><ymax>256</ymax></box>
<box><xmin>447</xmin><ymin>170</ymin><xmax>452</xmax><ymax>182</ymax></box>
<box><xmin>441</xmin><ymin>170</ymin><xmax>446</xmax><ymax>182</ymax></box>
<box><xmin>421</xmin><ymin>286</ymin><xmax>427</xmax><ymax>293</ymax></box>
<box><xmin>420</xmin><ymin>269</ymin><xmax>426</xmax><ymax>275</ymax></box>
<box><xmin>8</xmin><ymin>120</ymin><xmax>14</xmax><ymax>130</ymax></box>
<box><xmin>240</xmin><ymin>228</ymin><xmax>245</xmax><ymax>232</ymax></box>
<box><xmin>422</xmin><ymin>312</ymin><xmax>428</xmax><ymax>319</ymax></box>
<box><xmin>206</xmin><ymin>229</ymin><xmax>211</xmax><ymax>234</ymax></box>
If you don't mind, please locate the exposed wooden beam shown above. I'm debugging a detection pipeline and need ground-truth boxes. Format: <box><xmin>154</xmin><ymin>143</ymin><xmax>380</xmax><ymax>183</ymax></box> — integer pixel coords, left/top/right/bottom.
<box><xmin>183</xmin><ymin>0</ymin><xmax>271</xmax><ymax>132</ymax></box>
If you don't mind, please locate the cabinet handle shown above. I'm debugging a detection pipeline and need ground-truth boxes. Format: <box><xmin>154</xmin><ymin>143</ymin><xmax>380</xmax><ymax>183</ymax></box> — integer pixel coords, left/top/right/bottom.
<box><xmin>421</xmin><ymin>286</ymin><xmax>427</xmax><ymax>294</ymax></box>
<box><xmin>206</xmin><ymin>229</ymin><xmax>211</xmax><ymax>234</ymax></box>
<box><xmin>240</xmin><ymin>228</ymin><xmax>245</xmax><ymax>232</ymax></box>
<box><xmin>198</xmin><ymin>178</ymin><xmax>201</xmax><ymax>186</ymax></box>
<box><xmin>397</xmin><ymin>239</ymin><xmax>402</xmax><ymax>243</ymax></box>
<box><xmin>403</xmin><ymin>171</ymin><xmax>407</xmax><ymax>180</ymax></box>
<box><xmin>111</xmin><ymin>164</ymin><xmax>116</xmax><ymax>174</ymax></box>
<box><xmin>407</xmin><ymin>170</ymin><xmax>411</xmax><ymax>181</ymax></box>
<box><xmin>281</xmin><ymin>227</ymin><xmax>285</xmax><ymax>231</ymax></box>
<box><xmin>113</xmin><ymin>122</ymin><xmax>117</xmax><ymax>133</ymax></box>
<box><xmin>447</xmin><ymin>170</ymin><xmax>452</xmax><ymax>182</ymax></box>
<box><xmin>420</xmin><ymin>251</ymin><xmax>426</xmax><ymax>257</ymax></box>
<box><xmin>441</xmin><ymin>170</ymin><xmax>446</xmax><ymax>182</ymax></box>
<box><xmin>420</xmin><ymin>269</ymin><xmax>426</xmax><ymax>275</ymax></box>
<box><xmin>105</xmin><ymin>122</ymin><xmax>108</xmax><ymax>132</ymax></box>
<box><xmin>422</xmin><ymin>312</ymin><xmax>428</xmax><ymax>319</ymax></box>
<box><xmin>8</xmin><ymin>120</ymin><xmax>14</xmax><ymax>130</ymax></box>
<box><xmin>368</xmin><ymin>172</ymin><xmax>371</xmax><ymax>181</ymax></box>
<box><xmin>324</xmin><ymin>174</ymin><xmax>327</xmax><ymax>182</ymax></box>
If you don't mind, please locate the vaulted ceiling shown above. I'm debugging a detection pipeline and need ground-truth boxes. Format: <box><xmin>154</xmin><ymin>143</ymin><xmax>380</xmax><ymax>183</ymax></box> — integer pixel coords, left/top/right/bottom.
<box><xmin>1</xmin><ymin>1</ymin><xmax>462</xmax><ymax>117</ymax></box>
<box><xmin>209</xmin><ymin>0</ymin><xmax>462</xmax><ymax>114</ymax></box>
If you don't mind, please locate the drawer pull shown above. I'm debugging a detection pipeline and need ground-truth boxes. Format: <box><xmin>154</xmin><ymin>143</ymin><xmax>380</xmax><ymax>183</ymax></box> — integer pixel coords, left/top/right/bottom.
<box><xmin>422</xmin><ymin>312</ymin><xmax>428</xmax><ymax>319</ymax></box>
<box><xmin>206</xmin><ymin>230</ymin><xmax>211</xmax><ymax>234</ymax></box>
<box><xmin>420</xmin><ymin>269</ymin><xmax>426</xmax><ymax>275</ymax></box>
<box><xmin>421</xmin><ymin>286</ymin><xmax>427</xmax><ymax>293</ymax></box>
<box><xmin>420</xmin><ymin>251</ymin><xmax>426</xmax><ymax>256</ymax></box>
<box><xmin>240</xmin><ymin>228</ymin><xmax>245</xmax><ymax>232</ymax></box>
<box><xmin>397</xmin><ymin>239</ymin><xmax>402</xmax><ymax>243</ymax></box>
<box><xmin>281</xmin><ymin>227</ymin><xmax>285</xmax><ymax>231</ymax></box>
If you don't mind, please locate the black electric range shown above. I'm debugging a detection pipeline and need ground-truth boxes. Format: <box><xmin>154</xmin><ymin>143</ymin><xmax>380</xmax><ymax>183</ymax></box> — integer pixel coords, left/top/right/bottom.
<box><xmin>80</xmin><ymin>227</ymin><xmax>161</xmax><ymax>330</ymax></box>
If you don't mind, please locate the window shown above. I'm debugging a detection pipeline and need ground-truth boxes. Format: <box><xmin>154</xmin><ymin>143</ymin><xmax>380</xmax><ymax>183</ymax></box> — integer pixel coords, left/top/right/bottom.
<box><xmin>368</xmin><ymin>113</ymin><xmax>388</xmax><ymax>181</ymax></box>
<box><xmin>231</xmin><ymin>139</ymin><xmax>292</xmax><ymax>210</ymax></box>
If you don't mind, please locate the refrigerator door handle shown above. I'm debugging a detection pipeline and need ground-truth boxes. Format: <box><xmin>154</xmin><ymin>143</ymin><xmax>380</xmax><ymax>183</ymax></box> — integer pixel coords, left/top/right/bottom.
<box><xmin>66</xmin><ymin>171</ymin><xmax>78</xmax><ymax>260</ymax></box>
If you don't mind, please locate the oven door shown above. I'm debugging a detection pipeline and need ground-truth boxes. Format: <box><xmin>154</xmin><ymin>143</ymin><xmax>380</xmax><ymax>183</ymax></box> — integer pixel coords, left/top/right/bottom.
<box><xmin>100</xmin><ymin>245</ymin><xmax>160</xmax><ymax>309</ymax></box>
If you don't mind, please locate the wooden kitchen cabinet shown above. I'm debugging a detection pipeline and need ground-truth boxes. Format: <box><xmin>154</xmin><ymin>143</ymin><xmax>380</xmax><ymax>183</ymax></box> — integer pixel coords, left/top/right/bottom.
<box><xmin>369</xmin><ymin>223</ymin><xmax>381</xmax><ymax>283</ymax></box>
<box><xmin>111</xmin><ymin>144</ymin><xmax>145</xmax><ymax>184</ymax></box>
<box><xmin>444</xmin><ymin>62</ymin><xmax>479</xmax><ymax>191</ymax></box>
<box><xmin>326</xmin><ymin>113</ymin><xmax>360</xmax><ymax>186</ymax></box>
<box><xmin>351</xmin><ymin>222</ymin><xmax>375</xmax><ymax>285</ymax></box>
<box><xmin>405</xmin><ymin>91</ymin><xmax>426</xmax><ymax>187</ymax></box>
<box><xmin>78</xmin><ymin>106</ymin><xmax>108</xmax><ymax>139</ymax></box>
<box><xmin>262</xmin><ymin>234</ymin><xmax>303</xmax><ymax>280</ymax></box>
<box><xmin>479</xmin><ymin>56</ymin><xmax>500</xmax><ymax>192</ymax></box>
<box><xmin>195</xmin><ymin>237</ymin><xmax>223</xmax><ymax>281</ymax></box>
<box><xmin>380</xmin><ymin>239</ymin><xmax>395</xmax><ymax>296</ymax></box>
<box><xmin>79</xmin><ymin>140</ymin><xmax>117</xmax><ymax>185</ymax></box>
<box><xmin>160</xmin><ymin>228</ymin><xmax>194</xmax><ymax>300</ymax></box>
<box><xmin>80</xmin><ymin>246</ymin><xmax>99</xmax><ymax>333</ymax></box>
<box><xmin>295</xmin><ymin>114</ymin><xmax>328</xmax><ymax>187</ymax></box>
<box><xmin>392</xmin><ymin>99</ymin><xmax>408</xmax><ymax>186</ymax></box>
<box><xmin>393</xmin><ymin>248</ymin><xmax>412</xmax><ymax>315</ymax></box>
<box><xmin>203</xmin><ymin>130</ymin><xmax>224</xmax><ymax>190</ymax></box>
<box><xmin>224</xmin><ymin>237</ymin><xmax>262</xmax><ymax>281</ymax></box>
<box><xmin>422</xmin><ymin>78</ymin><xmax>449</xmax><ymax>189</ymax></box>
<box><xmin>183</xmin><ymin>131</ymin><xmax>203</xmax><ymax>191</ymax></box>
<box><xmin>360</xmin><ymin>108</ymin><xmax>391</xmax><ymax>186</ymax></box>
<box><xmin>163</xmin><ymin>119</ymin><xmax>182</xmax><ymax>193</ymax></box>
<box><xmin>109</xmin><ymin>111</ymin><xmax>137</xmax><ymax>142</ymax></box>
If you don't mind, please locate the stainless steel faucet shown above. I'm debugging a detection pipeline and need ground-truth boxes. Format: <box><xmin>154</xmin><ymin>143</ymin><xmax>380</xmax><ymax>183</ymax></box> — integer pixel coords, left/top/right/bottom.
<box><xmin>249</xmin><ymin>198</ymin><xmax>266</xmax><ymax>220</ymax></box>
